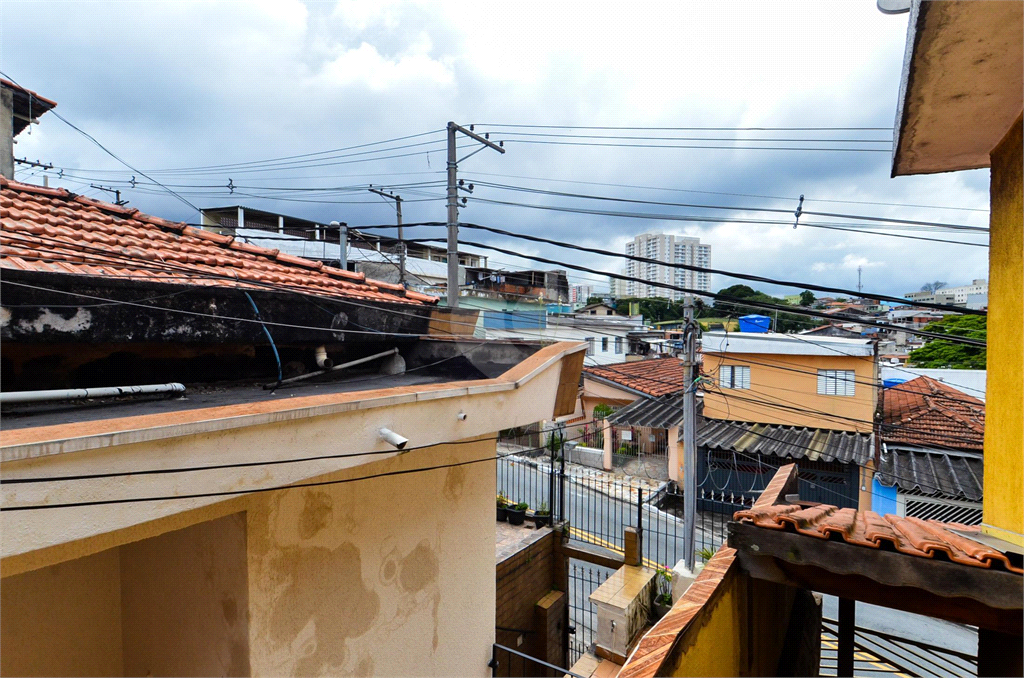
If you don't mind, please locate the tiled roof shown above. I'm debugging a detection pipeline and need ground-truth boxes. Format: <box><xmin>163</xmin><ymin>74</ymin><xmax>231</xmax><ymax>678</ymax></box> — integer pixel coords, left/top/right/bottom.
<box><xmin>734</xmin><ymin>502</ymin><xmax>1022</xmax><ymax>574</ymax></box>
<box><xmin>883</xmin><ymin>376</ymin><xmax>984</xmax><ymax>451</ymax></box>
<box><xmin>877</xmin><ymin>448</ymin><xmax>983</xmax><ymax>501</ymax></box>
<box><xmin>0</xmin><ymin>178</ymin><xmax>436</xmax><ymax>306</ymax></box>
<box><xmin>583</xmin><ymin>358</ymin><xmax>688</xmax><ymax>396</ymax></box>
<box><xmin>606</xmin><ymin>395</ymin><xmax>687</xmax><ymax>429</ymax></box>
<box><xmin>698</xmin><ymin>417</ymin><xmax>873</xmax><ymax>465</ymax></box>
<box><xmin>2</xmin><ymin>79</ymin><xmax>57</xmax><ymax>136</ymax></box>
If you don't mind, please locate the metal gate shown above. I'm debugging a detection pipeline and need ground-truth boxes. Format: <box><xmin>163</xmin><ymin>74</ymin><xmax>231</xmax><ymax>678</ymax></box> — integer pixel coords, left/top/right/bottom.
<box><xmin>699</xmin><ymin>449</ymin><xmax>860</xmax><ymax>508</ymax></box>
<box><xmin>567</xmin><ymin>560</ymin><xmax>613</xmax><ymax>667</ymax></box>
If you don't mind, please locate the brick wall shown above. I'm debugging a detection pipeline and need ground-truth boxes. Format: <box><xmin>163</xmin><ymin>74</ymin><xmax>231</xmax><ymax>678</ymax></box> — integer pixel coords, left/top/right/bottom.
<box><xmin>495</xmin><ymin>530</ymin><xmax>567</xmax><ymax>674</ymax></box>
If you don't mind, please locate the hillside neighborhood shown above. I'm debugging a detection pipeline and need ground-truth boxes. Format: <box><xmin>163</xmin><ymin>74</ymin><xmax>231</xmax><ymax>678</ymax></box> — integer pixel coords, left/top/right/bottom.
<box><xmin>0</xmin><ymin>1</ymin><xmax>1021</xmax><ymax>677</ymax></box>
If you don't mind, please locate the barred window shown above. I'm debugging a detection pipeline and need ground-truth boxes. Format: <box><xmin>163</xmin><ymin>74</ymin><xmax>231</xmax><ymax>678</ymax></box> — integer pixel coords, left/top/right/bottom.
<box><xmin>817</xmin><ymin>369</ymin><xmax>856</xmax><ymax>396</ymax></box>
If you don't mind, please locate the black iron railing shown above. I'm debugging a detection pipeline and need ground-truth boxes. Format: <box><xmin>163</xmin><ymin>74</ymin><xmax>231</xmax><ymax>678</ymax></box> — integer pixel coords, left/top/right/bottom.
<box><xmin>490</xmin><ymin>643</ymin><xmax>586</xmax><ymax>678</ymax></box>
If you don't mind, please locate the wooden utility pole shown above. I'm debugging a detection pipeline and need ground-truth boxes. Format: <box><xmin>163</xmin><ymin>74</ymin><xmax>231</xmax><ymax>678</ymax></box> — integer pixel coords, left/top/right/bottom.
<box><xmin>445</xmin><ymin>121</ymin><xmax>505</xmax><ymax>308</ymax></box>
<box><xmin>369</xmin><ymin>188</ymin><xmax>405</xmax><ymax>286</ymax></box>
<box><xmin>682</xmin><ymin>295</ymin><xmax>698</xmax><ymax>569</ymax></box>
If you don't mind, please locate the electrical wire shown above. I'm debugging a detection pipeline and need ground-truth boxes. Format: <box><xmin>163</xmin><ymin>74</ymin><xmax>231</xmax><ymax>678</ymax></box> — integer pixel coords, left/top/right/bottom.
<box><xmin>474</xmin><ymin>124</ymin><xmax>895</xmax><ymax>131</ymax></box>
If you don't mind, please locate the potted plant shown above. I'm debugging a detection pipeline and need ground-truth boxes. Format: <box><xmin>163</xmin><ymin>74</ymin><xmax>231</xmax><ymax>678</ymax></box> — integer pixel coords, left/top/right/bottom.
<box><xmin>652</xmin><ymin>566</ymin><xmax>674</xmax><ymax>620</ymax></box>
<box><xmin>533</xmin><ymin>502</ymin><xmax>551</xmax><ymax>528</ymax></box>
<box><xmin>497</xmin><ymin>492</ymin><xmax>510</xmax><ymax>522</ymax></box>
<box><xmin>507</xmin><ymin>502</ymin><xmax>528</xmax><ymax>526</ymax></box>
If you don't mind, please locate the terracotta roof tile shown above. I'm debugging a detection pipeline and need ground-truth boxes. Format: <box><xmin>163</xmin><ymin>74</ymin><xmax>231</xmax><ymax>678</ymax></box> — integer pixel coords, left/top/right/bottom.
<box><xmin>883</xmin><ymin>376</ymin><xmax>984</xmax><ymax>450</ymax></box>
<box><xmin>734</xmin><ymin>468</ymin><xmax>1022</xmax><ymax>574</ymax></box>
<box><xmin>0</xmin><ymin>178</ymin><xmax>435</xmax><ymax>306</ymax></box>
<box><xmin>584</xmin><ymin>357</ymin><xmax>688</xmax><ymax>396</ymax></box>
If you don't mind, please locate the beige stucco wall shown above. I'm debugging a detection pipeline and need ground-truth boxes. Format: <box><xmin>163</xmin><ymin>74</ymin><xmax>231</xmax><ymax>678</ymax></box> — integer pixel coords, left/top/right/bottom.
<box><xmin>1</xmin><ymin>547</ymin><xmax>124</xmax><ymax>677</ymax></box>
<box><xmin>120</xmin><ymin>513</ymin><xmax>250</xmax><ymax>677</ymax></box>
<box><xmin>702</xmin><ymin>353</ymin><xmax>876</xmax><ymax>433</ymax></box>
<box><xmin>246</xmin><ymin>437</ymin><xmax>496</xmax><ymax>677</ymax></box>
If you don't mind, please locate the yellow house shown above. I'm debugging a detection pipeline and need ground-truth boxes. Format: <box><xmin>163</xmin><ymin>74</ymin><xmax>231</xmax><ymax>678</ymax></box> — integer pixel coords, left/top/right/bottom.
<box><xmin>890</xmin><ymin>0</ymin><xmax>1023</xmax><ymax>548</ymax></box>
<box><xmin>701</xmin><ymin>332</ymin><xmax>878</xmax><ymax>434</ymax></box>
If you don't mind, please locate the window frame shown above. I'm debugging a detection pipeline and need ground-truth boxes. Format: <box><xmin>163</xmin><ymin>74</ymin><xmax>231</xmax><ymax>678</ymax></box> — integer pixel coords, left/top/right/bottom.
<box><xmin>719</xmin><ymin>365</ymin><xmax>750</xmax><ymax>389</ymax></box>
<box><xmin>817</xmin><ymin>369</ymin><xmax>856</xmax><ymax>397</ymax></box>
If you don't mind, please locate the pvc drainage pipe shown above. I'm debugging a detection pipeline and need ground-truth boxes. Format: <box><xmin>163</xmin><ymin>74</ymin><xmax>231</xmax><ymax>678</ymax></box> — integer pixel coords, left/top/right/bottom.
<box><xmin>0</xmin><ymin>383</ymin><xmax>186</xmax><ymax>405</ymax></box>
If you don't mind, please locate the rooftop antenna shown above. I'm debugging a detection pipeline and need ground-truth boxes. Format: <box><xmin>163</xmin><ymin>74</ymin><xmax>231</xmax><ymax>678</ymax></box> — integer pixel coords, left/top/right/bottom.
<box><xmin>858</xmin><ymin>266</ymin><xmax>863</xmax><ymax>296</ymax></box>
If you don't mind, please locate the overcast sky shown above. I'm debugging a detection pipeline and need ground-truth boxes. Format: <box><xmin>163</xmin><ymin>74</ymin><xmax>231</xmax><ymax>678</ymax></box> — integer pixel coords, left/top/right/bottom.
<box><xmin>3</xmin><ymin>1</ymin><xmax>991</xmax><ymax>300</ymax></box>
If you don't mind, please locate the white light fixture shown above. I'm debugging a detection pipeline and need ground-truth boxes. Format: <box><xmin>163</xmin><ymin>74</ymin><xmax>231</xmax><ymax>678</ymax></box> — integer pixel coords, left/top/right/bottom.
<box><xmin>379</xmin><ymin>428</ymin><xmax>409</xmax><ymax>451</ymax></box>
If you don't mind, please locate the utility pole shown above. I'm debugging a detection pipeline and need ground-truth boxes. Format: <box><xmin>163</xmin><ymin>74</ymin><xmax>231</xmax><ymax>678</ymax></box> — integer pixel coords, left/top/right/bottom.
<box><xmin>369</xmin><ymin>188</ymin><xmax>405</xmax><ymax>286</ymax></box>
<box><xmin>857</xmin><ymin>266</ymin><xmax>863</xmax><ymax>297</ymax></box>
<box><xmin>330</xmin><ymin>221</ymin><xmax>347</xmax><ymax>271</ymax></box>
<box><xmin>681</xmin><ymin>295</ymin><xmax>698</xmax><ymax>570</ymax></box>
<box><xmin>89</xmin><ymin>184</ymin><xmax>128</xmax><ymax>206</ymax></box>
<box><xmin>445</xmin><ymin>121</ymin><xmax>505</xmax><ymax>307</ymax></box>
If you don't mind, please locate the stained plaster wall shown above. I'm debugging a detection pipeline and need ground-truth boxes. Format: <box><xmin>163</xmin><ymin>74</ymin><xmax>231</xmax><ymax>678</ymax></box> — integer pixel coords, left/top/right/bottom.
<box><xmin>245</xmin><ymin>437</ymin><xmax>496</xmax><ymax>677</ymax></box>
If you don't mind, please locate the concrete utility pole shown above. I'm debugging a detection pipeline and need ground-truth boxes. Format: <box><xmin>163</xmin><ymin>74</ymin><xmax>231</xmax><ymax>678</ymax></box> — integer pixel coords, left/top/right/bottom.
<box><xmin>681</xmin><ymin>295</ymin><xmax>698</xmax><ymax>570</ymax></box>
<box><xmin>330</xmin><ymin>221</ymin><xmax>347</xmax><ymax>271</ymax></box>
<box><xmin>369</xmin><ymin>188</ymin><xmax>405</xmax><ymax>286</ymax></box>
<box><xmin>445</xmin><ymin>121</ymin><xmax>505</xmax><ymax>308</ymax></box>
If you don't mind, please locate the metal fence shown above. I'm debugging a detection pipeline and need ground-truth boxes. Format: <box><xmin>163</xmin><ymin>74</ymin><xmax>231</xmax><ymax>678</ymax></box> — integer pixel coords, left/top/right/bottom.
<box><xmin>567</xmin><ymin>560</ymin><xmax>614</xmax><ymax>667</ymax></box>
<box><xmin>820</xmin><ymin>617</ymin><xmax>977</xmax><ymax>678</ymax></box>
<box><xmin>490</xmin><ymin>643</ymin><xmax>586</xmax><ymax>678</ymax></box>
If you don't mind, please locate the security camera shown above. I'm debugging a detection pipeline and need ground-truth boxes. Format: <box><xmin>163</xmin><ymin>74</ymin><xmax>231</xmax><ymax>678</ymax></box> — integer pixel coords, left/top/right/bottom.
<box><xmin>379</xmin><ymin>428</ymin><xmax>409</xmax><ymax>451</ymax></box>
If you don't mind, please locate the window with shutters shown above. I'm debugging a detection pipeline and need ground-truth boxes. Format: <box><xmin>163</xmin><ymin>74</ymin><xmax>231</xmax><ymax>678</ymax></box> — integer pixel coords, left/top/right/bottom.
<box><xmin>585</xmin><ymin>337</ymin><xmax>595</xmax><ymax>356</ymax></box>
<box><xmin>817</xmin><ymin>369</ymin><xmax>855</xmax><ymax>396</ymax></box>
<box><xmin>719</xmin><ymin>365</ymin><xmax>750</xmax><ymax>389</ymax></box>
<box><xmin>602</xmin><ymin>337</ymin><xmax>609</xmax><ymax>352</ymax></box>
<box><xmin>615</xmin><ymin>337</ymin><xmax>623</xmax><ymax>354</ymax></box>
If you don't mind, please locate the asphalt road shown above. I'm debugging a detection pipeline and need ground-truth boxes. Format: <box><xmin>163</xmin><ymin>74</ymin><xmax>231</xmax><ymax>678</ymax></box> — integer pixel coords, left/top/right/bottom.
<box><xmin>497</xmin><ymin>456</ymin><xmax>978</xmax><ymax>677</ymax></box>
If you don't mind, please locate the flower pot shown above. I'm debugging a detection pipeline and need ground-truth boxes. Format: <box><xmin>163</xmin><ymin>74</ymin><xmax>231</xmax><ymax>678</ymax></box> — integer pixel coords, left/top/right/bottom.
<box><xmin>507</xmin><ymin>508</ymin><xmax>526</xmax><ymax>526</ymax></box>
<box><xmin>533</xmin><ymin>513</ymin><xmax>551</xmax><ymax>528</ymax></box>
<box><xmin>653</xmin><ymin>600</ymin><xmax>672</xmax><ymax>620</ymax></box>
<box><xmin>497</xmin><ymin>506</ymin><xmax>508</xmax><ymax>522</ymax></box>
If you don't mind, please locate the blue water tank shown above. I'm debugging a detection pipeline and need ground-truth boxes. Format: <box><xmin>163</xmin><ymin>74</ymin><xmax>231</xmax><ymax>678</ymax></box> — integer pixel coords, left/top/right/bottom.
<box><xmin>738</xmin><ymin>315</ymin><xmax>772</xmax><ymax>333</ymax></box>
<box><xmin>883</xmin><ymin>378</ymin><xmax>907</xmax><ymax>389</ymax></box>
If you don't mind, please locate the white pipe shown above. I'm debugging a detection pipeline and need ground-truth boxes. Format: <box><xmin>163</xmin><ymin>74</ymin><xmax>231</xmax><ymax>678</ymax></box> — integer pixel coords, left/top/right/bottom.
<box><xmin>314</xmin><ymin>346</ymin><xmax>334</xmax><ymax>369</ymax></box>
<box><xmin>1</xmin><ymin>383</ymin><xmax>186</xmax><ymax>405</ymax></box>
<box><xmin>271</xmin><ymin>347</ymin><xmax>399</xmax><ymax>387</ymax></box>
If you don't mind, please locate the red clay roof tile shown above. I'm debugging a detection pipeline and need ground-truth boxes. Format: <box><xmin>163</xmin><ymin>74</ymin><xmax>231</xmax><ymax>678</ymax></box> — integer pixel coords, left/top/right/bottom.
<box><xmin>584</xmin><ymin>357</ymin><xmax>688</xmax><ymax>396</ymax></box>
<box><xmin>0</xmin><ymin>178</ymin><xmax>435</xmax><ymax>306</ymax></box>
<box><xmin>734</xmin><ymin>468</ymin><xmax>1022</xmax><ymax>574</ymax></box>
<box><xmin>883</xmin><ymin>376</ymin><xmax>984</xmax><ymax>451</ymax></box>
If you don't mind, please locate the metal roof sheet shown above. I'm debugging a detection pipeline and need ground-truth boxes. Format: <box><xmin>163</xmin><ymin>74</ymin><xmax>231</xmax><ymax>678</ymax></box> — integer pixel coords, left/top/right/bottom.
<box><xmin>877</xmin><ymin>447</ymin><xmax>983</xmax><ymax>501</ymax></box>
<box><xmin>606</xmin><ymin>395</ymin><xmax>688</xmax><ymax>429</ymax></box>
<box><xmin>697</xmin><ymin>417</ymin><xmax>873</xmax><ymax>465</ymax></box>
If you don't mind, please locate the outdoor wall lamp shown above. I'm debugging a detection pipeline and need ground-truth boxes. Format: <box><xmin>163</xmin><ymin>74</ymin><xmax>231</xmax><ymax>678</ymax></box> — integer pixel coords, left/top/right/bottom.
<box><xmin>379</xmin><ymin>428</ymin><xmax>409</xmax><ymax>451</ymax></box>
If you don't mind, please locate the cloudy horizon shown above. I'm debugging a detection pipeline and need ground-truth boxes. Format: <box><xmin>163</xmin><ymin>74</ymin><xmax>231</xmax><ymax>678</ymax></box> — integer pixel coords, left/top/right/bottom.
<box><xmin>3</xmin><ymin>1</ymin><xmax>990</xmax><ymax>300</ymax></box>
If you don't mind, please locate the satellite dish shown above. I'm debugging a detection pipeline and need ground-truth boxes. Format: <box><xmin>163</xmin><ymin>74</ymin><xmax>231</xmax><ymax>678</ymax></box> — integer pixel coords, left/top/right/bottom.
<box><xmin>877</xmin><ymin>0</ymin><xmax>911</xmax><ymax>15</ymax></box>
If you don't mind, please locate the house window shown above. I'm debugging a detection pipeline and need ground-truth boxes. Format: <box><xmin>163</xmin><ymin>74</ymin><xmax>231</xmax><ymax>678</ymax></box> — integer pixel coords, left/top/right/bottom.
<box><xmin>615</xmin><ymin>337</ymin><xmax>623</xmax><ymax>354</ymax></box>
<box><xmin>719</xmin><ymin>365</ymin><xmax>750</xmax><ymax>389</ymax></box>
<box><xmin>585</xmin><ymin>337</ymin><xmax>595</xmax><ymax>356</ymax></box>
<box><xmin>602</xmin><ymin>337</ymin><xmax>609</xmax><ymax>352</ymax></box>
<box><xmin>817</xmin><ymin>369</ymin><xmax>855</xmax><ymax>396</ymax></box>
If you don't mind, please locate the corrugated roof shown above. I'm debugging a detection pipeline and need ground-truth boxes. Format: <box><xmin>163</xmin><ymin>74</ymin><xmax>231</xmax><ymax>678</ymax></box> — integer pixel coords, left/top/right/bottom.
<box><xmin>883</xmin><ymin>376</ymin><xmax>984</xmax><ymax>451</ymax></box>
<box><xmin>734</xmin><ymin>501</ymin><xmax>1021</xmax><ymax>574</ymax></box>
<box><xmin>583</xmin><ymin>357</ymin><xmax>688</xmax><ymax>396</ymax></box>
<box><xmin>877</xmin><ymin>447</ymin><xmax>983</xmax><ymax>501</ymax></box>
<box><xmin>698</xmin><ymin>417</ymin><xmax>873</xmax><ymax>465</ymax></box>
<box><xmin>606</xmin><ymin>395</ymin><xmax>687</xmax><ymax>428</ymax></box>
<box><xmin>0</xmin><ymin>178</ymin><xmax>437</xmax><ymax>306</ymax></box>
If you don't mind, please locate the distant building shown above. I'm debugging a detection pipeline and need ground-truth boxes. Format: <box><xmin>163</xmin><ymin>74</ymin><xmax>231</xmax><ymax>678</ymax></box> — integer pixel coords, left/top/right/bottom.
<box><xmin>622</xmin><ymin>233</ymin><xmax>711</xmax><ymax>299</ymax></box>
<box><xmin>905</xmin><ymin>279</ymin><xmax>987</xmax><ymax>306</ymax></box>
<box><xmin>609</xmin><ymin>272</ymin><xmax>629</xmax><ymax>299</ymax></box>
<box><xmin>570</xmin><ymin>284</ymin><xmax>595</xmax><ymax>306</ymax></box>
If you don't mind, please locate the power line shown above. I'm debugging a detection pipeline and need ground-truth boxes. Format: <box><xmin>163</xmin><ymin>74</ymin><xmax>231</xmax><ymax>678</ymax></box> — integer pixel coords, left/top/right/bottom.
<box><xmin>465</xmin><ymin>171</ymin><xmax>989</xmax><ymax>213</ymax></box>
<box><xmin>466</xmin><ymin>180</ymin><xmax>986</xmax><ymax>232</ymax></box>
<box><xmin>496</xmin><ymin>139</ymin><xmax>891</xmax><ymax>153</ymax></box>
<box><xmin>491</xmin><ymin>131</ymin><xmax>892</xmax><ymax>143</ymax></box>
<box><xmin>408</xmin><ymin>233</ymin><xmax>986</xmax><ymax>346</ymax></box>
<box><xmin>474</xmin><ymin>124</ymin><xmax>895</xmax><ymax>131</ymax></box>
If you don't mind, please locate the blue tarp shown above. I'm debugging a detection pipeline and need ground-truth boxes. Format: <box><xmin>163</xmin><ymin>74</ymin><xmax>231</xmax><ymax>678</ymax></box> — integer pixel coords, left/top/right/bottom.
<box><xmin>482</xmin><ymin>310</ymin><xmax>546</xmax><ymax>329</ymax></box>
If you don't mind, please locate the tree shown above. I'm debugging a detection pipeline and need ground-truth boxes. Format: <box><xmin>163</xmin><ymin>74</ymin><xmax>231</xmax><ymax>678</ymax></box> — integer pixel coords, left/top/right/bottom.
<box><xmin>920</xmin><ymin>281</ymin><xmax>948</xmax><ymax>293</ymax></box>
<box><xmin>711</xmin><ymin>285</ymin><xmax>821</xmax><ymax>333</ymax></box>
<box><xmin>585</xmin><ymin>296</ymin><xmax>606</xmax><ymax>306</ymax></box>
<box><xmin>908</xmin><ymin>315</ymin><xmax>986</xmax><ymax>369</ymax></box>
<box><xmin>798</xmin><ymin>290</ymin><xmax>816</xmax><ymax>307</ymax></box>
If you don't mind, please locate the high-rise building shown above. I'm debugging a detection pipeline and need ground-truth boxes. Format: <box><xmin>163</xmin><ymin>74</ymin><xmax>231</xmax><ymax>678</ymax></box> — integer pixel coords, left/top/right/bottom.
<box><xmin>622</xmin><ymin>233</ymin><xmax>711</xmax><ymax>299</ymax></box>
<box><xmin>570</xmin><ymin>284</ymin><xmax>595</xmax><ymax>306</ymax></box>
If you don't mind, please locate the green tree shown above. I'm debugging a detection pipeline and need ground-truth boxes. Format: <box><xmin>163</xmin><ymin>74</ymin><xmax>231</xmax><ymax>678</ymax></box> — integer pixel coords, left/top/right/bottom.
<box><xmin>585</xmin><ymin>296</ymin><xmax>606</xmax><ymax>306</ymax></box>
<box><xmin>712</xmin><ymin>285</ymin><xmax>820</xmax><ymax>333</ymax></box>
<box><xmin>799</xmin><ymin>290</ymin><xmax>816</xmax><ymax>307</ymax></box>
<box><xmin>908</xmin><ymin>315</ymin><xmax>986</xmax><ymax>369</ymax></box>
